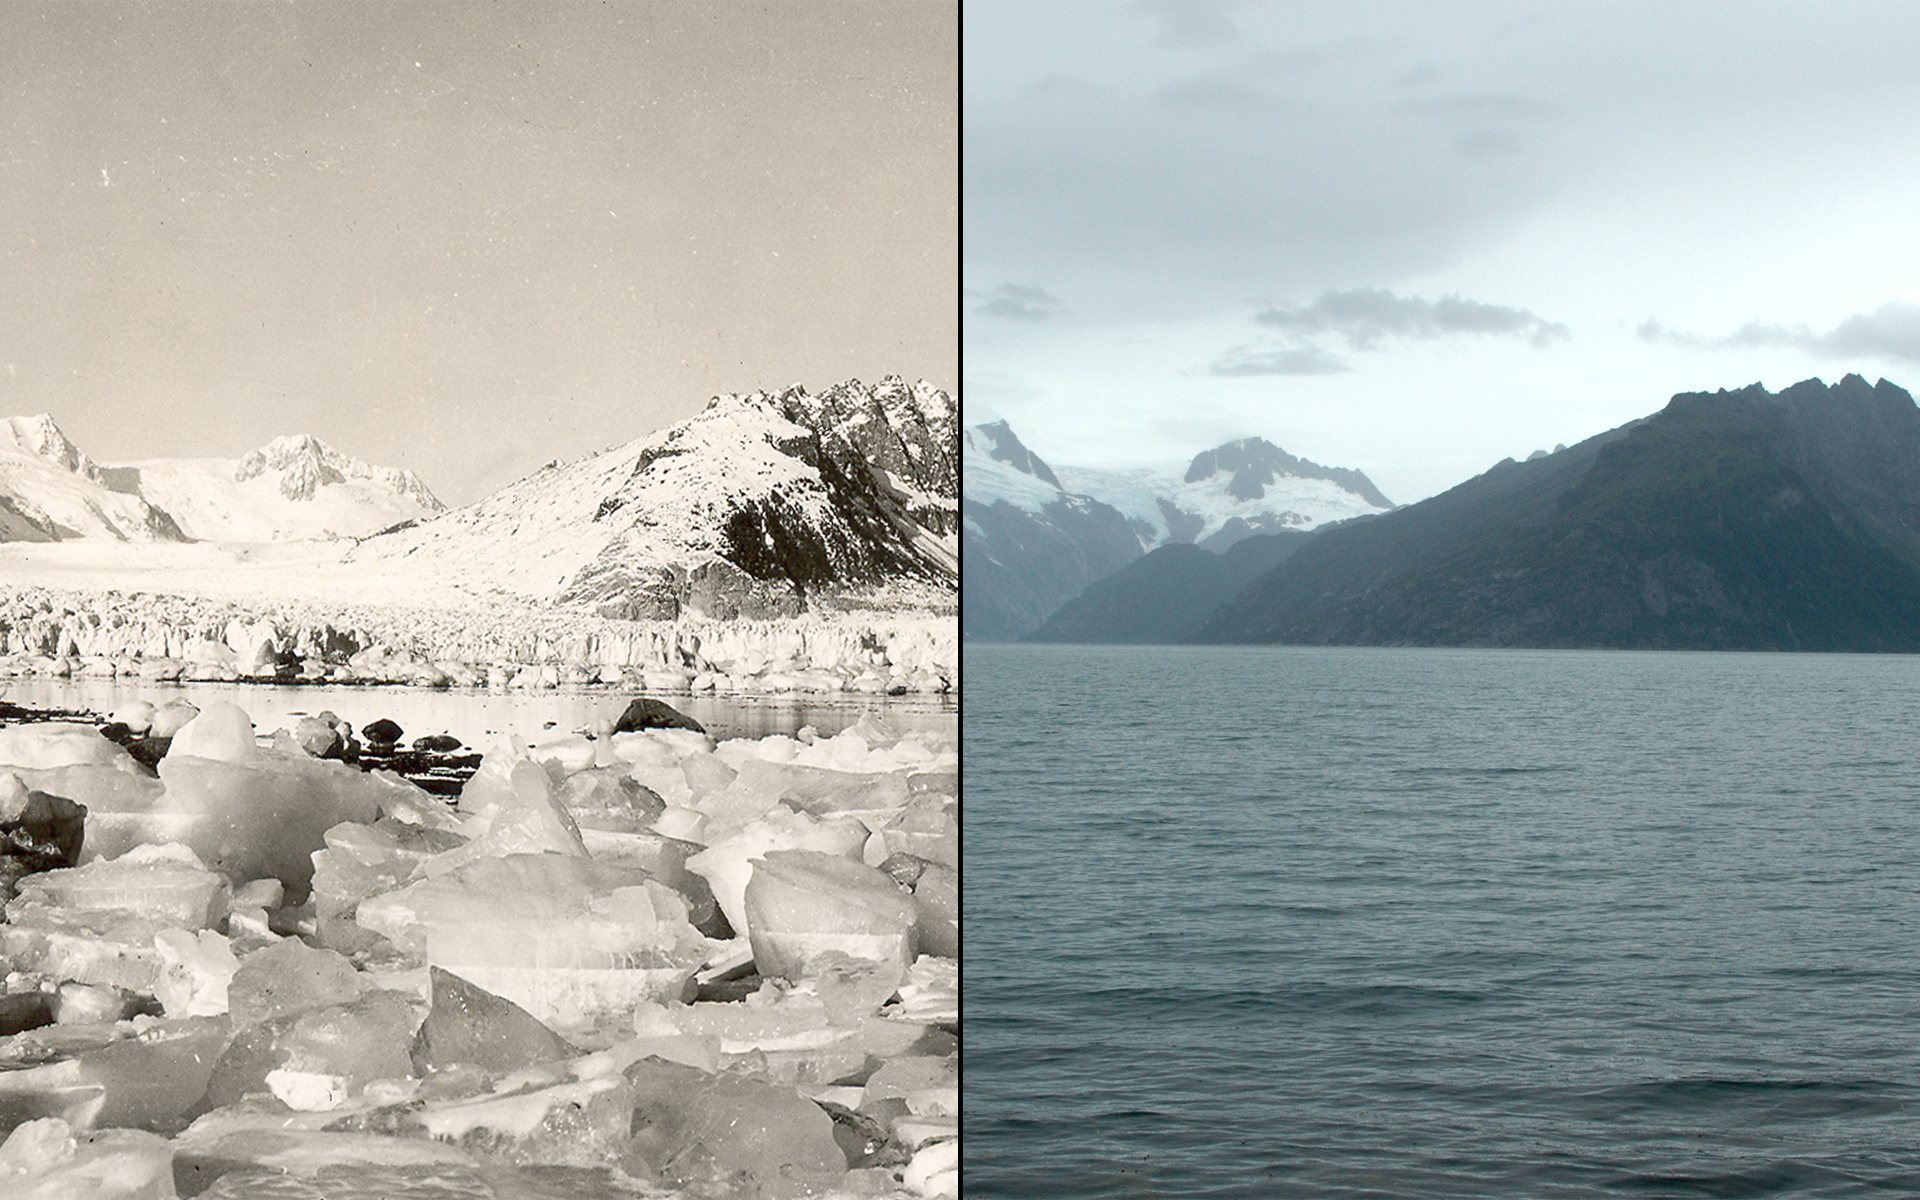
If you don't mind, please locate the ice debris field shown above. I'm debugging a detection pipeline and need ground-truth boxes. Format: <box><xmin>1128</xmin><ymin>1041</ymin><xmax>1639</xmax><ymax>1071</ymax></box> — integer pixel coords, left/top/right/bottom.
<box><xmin>0</xmin><ymin>696</ymin><xmax>957</xmax><ymax>1199</ymax></box>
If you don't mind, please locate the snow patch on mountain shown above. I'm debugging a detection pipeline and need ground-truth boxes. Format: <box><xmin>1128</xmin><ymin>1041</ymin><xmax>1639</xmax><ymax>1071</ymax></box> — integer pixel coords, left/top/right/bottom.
<box><xmin>1057</xmin><ymin>438</ymin><xmax>1393</xmax><ymax>551</ymax></box>
<box><xmin>962</xmin><ymin>422</ymin><xmax>1068</xmax><ymax>527</ymax></box>
<box><xmin>122</xmin><ymin>435</ymin><xmax>444</xmax><ymax>542</ymax></box>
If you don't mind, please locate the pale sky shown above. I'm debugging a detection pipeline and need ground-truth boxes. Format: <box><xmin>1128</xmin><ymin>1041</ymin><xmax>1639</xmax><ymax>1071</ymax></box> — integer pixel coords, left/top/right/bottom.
<box><xmin>965</xmin><ymin>1</ymin><xmax>1920</xmax><ymax>506</ymax></box>
<box><xmin>2</xmin><ymin>1</ymin><xmax>956</xmax><ymax>506</ymax></box>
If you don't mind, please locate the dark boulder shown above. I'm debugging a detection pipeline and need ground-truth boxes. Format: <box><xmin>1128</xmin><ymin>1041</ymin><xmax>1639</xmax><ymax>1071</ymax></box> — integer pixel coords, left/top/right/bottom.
<box><xmin>413</xmin><ymin>734</ymin><xmax>462</xmax><ymax>753</ymax></box>
<box><xmin>124</xmin><ymin>736</ymin><xmax>171</xmax><ymax>770</ymax></box>
<box><xmin>361</xmin><ymin>718</ymin><xmax>404</xmax><ymax>746</ymax></box>
<box><xmin>0</xmin><ymin>785</ymin><xmax>87</xmax><ymax>905</ymax></box>
<box><xmin>611</xmin><ymin>698</ymin><xmax>705</xmax><ymax>735</ymax></box>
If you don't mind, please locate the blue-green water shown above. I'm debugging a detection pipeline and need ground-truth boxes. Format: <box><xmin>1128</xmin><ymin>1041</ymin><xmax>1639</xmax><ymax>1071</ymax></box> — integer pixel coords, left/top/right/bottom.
<box><xmin>965</xmin><ymin>644</ymin><xmax>1920</xmax><ymax>1197</ymax></box>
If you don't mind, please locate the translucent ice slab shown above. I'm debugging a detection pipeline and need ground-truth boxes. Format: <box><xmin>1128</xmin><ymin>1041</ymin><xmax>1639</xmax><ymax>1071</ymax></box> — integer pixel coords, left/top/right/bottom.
<box><xmin>0</xmin><ymin>1017</ymin><xmax>228</xmax><ymax>1135</ymax></box>
<box><xmin>200</xmin><ymin>990</ymin><xmax>419</xmax><ymax>1114</ymax></box>
<box><xmin>685</xmin><ymin>808</ymin><xmax>870</xmax><ymax>942</ymax></box>
<box><xmin>360</xmin><ymin>854</ymin><xmax>710</xmax><ymax>1030</ymax></box>
<box><xmin>742</xmin><ymin>850</ymin><xmax>919</xmax><ymax>982</ymax></box>
<box><xmin>625</xmin><ymin>1058</ymin><xmax>846</xmax><ymax>1196</ymax></box>
<box><xmin>13</xmin><ymin>844</ymin><xmax>230</xmax><ymax>929</ymax></box>
<box><xmin>0</xmin><ymin>1118</ymin><xmax>175</xmax><ymax>1200</ymax></box>
<box><xmin>411</xmin><ymin>966</ymin><xmax>578</xmax><ymax>1077</ymax></box>
<box><xmin>93</xmin><ymin>748</ymin><xmax>408</xmax><ymax>897</ymax></box>
<box><xmin>0</xmin><ymin>724</ymin><xmax>137</xmax><ymax>772</ymax></box>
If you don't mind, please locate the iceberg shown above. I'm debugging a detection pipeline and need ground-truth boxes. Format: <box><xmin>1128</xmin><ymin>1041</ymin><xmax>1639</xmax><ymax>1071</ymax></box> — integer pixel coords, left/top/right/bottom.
<box><xmin>742</xmin><ymin>849</ymin><xmax>919</xmax><ymax>982</ymax></box>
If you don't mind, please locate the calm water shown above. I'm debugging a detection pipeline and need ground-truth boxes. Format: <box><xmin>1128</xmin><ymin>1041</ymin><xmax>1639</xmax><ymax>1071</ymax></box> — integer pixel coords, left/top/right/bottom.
<box><xmin>966</xmin><ymin>644</ymin><xmax>1920</xmax><ymax>1198</ymax></box>
<box><xmin>0</xmin><ymin>676</ymin><xmax>955</xmax><ymax>746</ymax></box>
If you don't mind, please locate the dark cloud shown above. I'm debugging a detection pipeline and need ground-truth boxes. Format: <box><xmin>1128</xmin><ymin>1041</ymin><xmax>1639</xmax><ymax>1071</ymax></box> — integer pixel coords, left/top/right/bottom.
<box><xmin>1139</xmin><ymin>0</ymin><xmax>1239</xmax><ymax>49</ymax></box>
<box><xmin>1209</xmin><ymin>345</ymin><xmax>1351</xmax><ymax>376</ymax></box>
<box><xmin>1255</xmin><ymin>289</ymin><xmax>1570</xmax><ymax>349</ymax></box>
<box><xmin>1639</xmin><ymin>304</ymin><xmax>1920</xmax><ymax>364</ymax></box>
<box><xmin>974</xmin><ymin>283</ymin><xmax>1063</xmax><ymax>321</ymax></box>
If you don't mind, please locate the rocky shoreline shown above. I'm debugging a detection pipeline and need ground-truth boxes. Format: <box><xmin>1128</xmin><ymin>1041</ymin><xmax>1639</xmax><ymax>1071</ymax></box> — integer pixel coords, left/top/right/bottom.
<box><xmin>0</xmin><ymin>586</ymin><xmax>957</xmax><ymax>698</ymax></box>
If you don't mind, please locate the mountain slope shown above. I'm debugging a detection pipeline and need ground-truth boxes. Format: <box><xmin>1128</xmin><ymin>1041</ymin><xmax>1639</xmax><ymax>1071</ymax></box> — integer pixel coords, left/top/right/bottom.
<box><xmin>1199</xmin><ymin>375</ymin><xmax>1920</xmax><ymax>650</ymax></box>
<box><xmin>0</xmin><ymin>415</ymin><xmax>186</xmax><ymax>542</ymax></box>
<box><xmin>348</xmin><ymin>376</ymin><xmax>957</xmax><ymax>619</ymax></box>
<box><xmin>1058</xmin><ymin>436</ymin><xmax>1393</xmax><ymax>552</ymax></box>
<box><xmin>1025</xmin><ymin>529</ymin><xmax>1313</xmax><ymax>643</ymax></box>
<box><xmin>962</xmin><ymin>421</ymin><xmax>1142</xmax><ymax>640</ymax></box>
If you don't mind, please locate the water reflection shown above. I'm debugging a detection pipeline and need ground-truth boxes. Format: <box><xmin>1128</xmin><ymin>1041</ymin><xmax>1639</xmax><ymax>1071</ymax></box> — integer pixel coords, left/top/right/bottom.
<box><xmin>0</xmin><ymin>677</ymin><xmax>955</xmax><ymax>746</ymax></box>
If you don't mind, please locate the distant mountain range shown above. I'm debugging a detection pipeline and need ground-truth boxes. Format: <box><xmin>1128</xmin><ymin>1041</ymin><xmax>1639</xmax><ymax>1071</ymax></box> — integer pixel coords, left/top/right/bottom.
<box><xmin>962</xmin><ymin>420</ymin><xmax>1392</xmax><ymax>640</ymax></box>
<box><xmin>1201</xmin><ymin>374</ymin><xmax>1920</xmax><ymax>651</ymax></box>
<box><xmin>0</xmin><ymin>415</ymin><xmax>441</xmax><ymax>543</ymax></box>
<box><xmin>0</xmin><ymin>377</ymin><xmax>957</xmax><ymax>622</ymax></box>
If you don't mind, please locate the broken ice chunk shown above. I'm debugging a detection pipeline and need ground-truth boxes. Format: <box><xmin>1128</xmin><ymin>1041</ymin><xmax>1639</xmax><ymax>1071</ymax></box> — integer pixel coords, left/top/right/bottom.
<box><xmin>140</xmin><ymin>747</ymin><xmax>392</xmax><ymax>895</ymax></box>
<box><xmin>624</xmin><ymin>1062</ymin><xmax>846</xmax><ymax>1195</ymax></box>
<box><xmin>881</xmin><ymin>796</ymin><xmax>958</xmax><ymax>869</ymax></box>
<box><xmin>685</xmin><ymin>807</ymin><xmax>870</xmax><ymax>942</ymax></box>
<box><xmin>0</xmin><ymin>1017</ymin><xmax>228</xmax><ymax>1135</ymax></box>
<box><xmin>16</xmin><ymin>843</ymin><xmax>230</xmax><ymax>929</ymax></box>
<box><xmin>0</xmin><ymin>1118</ymin><xmax>175</xmax><ymax>1200</ymax></box>
<box><xmin>402</xmin><ymin>1072</ymin><xmax>635</xmax><ymax>1167</ymax></box>
<box><xmin>200</xmin><ymin>990</ymin><xmax>419</xmax><ymax>1114</ymax></box>
<box><xmin>152</xmin><ymin>929</ymin><xmax>239</xmax><ymax>1018</ymax></box>
<box><xmin>429</xmin><ymin>761</ymin><xmax>586</xmax><ymax>873</ymax></box>
<box><xmin>165</xmin><ymin>701</ymin><xmax>259</xmax><ymax>763</ymax></box>
<box><xmin>880</xmin><ymin>853</ymin><xmax>958</xmax><ymax>959</ymax></box>
<box><xmin>743</xmin><ymin>849</ymin><xmax>919</xmax><ymax>982</ymax></box>
<box><xmin>227</xmin><ymin>939</ymin><xmax>367</xmax><ymax>1028</ymax></box>
<box><xmin>903</xmin><ymin>1137</ymin><xmax>959</xmax><ymax>1197</ymax></box>
<box><xmin>363</xmin><ymin>854</ymin><xmax>710</xmax><ymax>1031</ymax></box>
<box><xmin>410</xmin><ymin>967</ymin><xmax>578</xmax><ymax>1077</ymax></box>
<box><xmin>557</xmin><ymin>767</ymin><xmax>666</xmax><ymax>833</ymax></box>
<box><xmin>0</xmin><ymin>776</ymin><xmax>87</xmax><ymax>905</ymax></box>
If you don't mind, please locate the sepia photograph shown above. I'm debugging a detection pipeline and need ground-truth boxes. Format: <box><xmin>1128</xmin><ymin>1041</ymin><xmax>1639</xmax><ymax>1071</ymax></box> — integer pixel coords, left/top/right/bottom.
<box><xmin>0</xmin><ymin>2</ymin><xmax>955</xmax><ymax>1196</ymax></box>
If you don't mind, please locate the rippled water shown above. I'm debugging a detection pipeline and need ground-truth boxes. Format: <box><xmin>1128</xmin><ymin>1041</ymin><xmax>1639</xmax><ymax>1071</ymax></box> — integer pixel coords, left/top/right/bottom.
<box><xmin>1</xmin><ymin>676</ymin><xmax>955</xmax><ymax>745</ymax></box>
<box><xmin>966</xmin><ymin>645</ymin><xmax>1920</xmax><ymax>1198</ymax></box>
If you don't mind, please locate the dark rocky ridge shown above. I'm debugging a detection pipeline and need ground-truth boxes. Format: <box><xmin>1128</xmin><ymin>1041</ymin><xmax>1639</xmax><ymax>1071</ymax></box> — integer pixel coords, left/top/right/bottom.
<box><xmin>1198</xmin><ymin>375</ymin><xmax>1920</xmax><ymax>650</ymax></box>
<box><xmin>1025</xmin><ymin>529</ymin><xmax>1313</xmax><ymax>643</ymax></box>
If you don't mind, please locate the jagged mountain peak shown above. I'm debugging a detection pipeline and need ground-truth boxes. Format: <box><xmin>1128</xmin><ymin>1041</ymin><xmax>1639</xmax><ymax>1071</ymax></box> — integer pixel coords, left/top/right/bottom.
<box><xmin>964</xmin><ymin>420</ymin><xmax>1063</xmax><ymax>490</ymax></box>
<box><xmin>1</xmin><ymin>413</ymin><xmax>99</xmax><ymax>481</ymax></box>
<box><xmin>231</xmin><ymin>434</ymin><xmax>443</xmax><ymax>510</ymax></box>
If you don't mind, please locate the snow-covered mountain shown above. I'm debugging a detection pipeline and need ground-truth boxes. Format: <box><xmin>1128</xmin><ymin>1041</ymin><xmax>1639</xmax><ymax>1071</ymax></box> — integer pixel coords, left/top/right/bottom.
<box><xmin>0</xmin><ymin>415</ymin><xmax>443</xmax><ymax>545</ymax></box>
<box><xmin>1058</xmin><ymin>437</ymin><xmax>1394</xmax><ymax>552</ymax></box>
<box><xmin>346</xmin><ymin>376</ymin><xmax>957</xmax><ymax>620</ymax></box>
<box><xmin>0</xmin><ymin>415</ymin><xmax>187</xmax><ymax>542</ymax></box>
<box><xmin>962</xmin><ymin>420</ymin><xmax>1142</xmax><ymax>640</ymax></box>
<box><xmin>115</xmin><ymin>435</ymin><xmax>443</xmax><ymax>542</ymax></box>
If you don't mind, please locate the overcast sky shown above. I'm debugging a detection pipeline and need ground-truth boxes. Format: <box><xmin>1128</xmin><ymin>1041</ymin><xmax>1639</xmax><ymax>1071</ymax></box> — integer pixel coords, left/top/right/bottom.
<box><xmin>965</xmin><ymin>1</ymin><xmax>1920</xmax><ymax>506</ymax></box>
<box><xmin>2</xmin><ymin>1</ymin><xmax>955</xmax><ymax>506</ymax></box>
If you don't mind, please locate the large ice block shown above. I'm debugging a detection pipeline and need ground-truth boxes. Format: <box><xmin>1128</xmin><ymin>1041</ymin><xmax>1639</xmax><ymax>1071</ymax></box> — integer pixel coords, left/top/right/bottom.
<box><xmin>742</xmin><ymin>850</ymin><xmax>919</xmax><ymax>982</ymax></box>
<box><xmin>130</xmin><ymin>747</ymin><xmax>393</xmax><ymax>895</ymax></box>
<box><xmin>166</xmin><ymin>702</ymin><xmax>259</xmax><ymax>763</ymax></box>
<box><xmin>685</xmin><ymin>807</ymin><xmax>870</xmax><ymax>942</ymax></box>
<box><xmin>361</xmin><ymin>854</ymin><xmax>710</xmax><ymax>1030</ymax></box>
<box><xmin>0</xmin><ymin>723</ymin><xmax>135</xmax><ymax>771</ymax></box>
<box><xmin>881</xmin><ymin>797</ymin><xmax>958</xmax><ymax>869</ymax></box>
<box><xmin>308</xmin><ymin>819</ymin><xmax>467</xmax><ymax>953</ymax></box>
<box><xmin>13</xmin><ymin>843</ymin><xmax>230</xmax><ymax>929</ymax></box>
<box><xmin>0</xmin><ymin>1119</ymin><xmax>175</xmax><ymax>1200</ymax></box>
